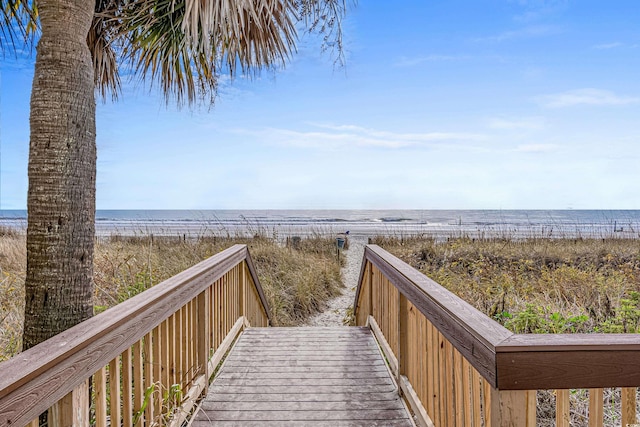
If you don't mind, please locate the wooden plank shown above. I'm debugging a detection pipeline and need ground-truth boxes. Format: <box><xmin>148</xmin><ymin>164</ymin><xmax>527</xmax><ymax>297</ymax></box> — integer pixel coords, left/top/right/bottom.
<box><xmin>196</xmin><ymin>288</ymin><xmax>210</xmax><ymax>382</ymax></box>
<box><xmin>227</xmin><ymin>349</ymin><xmax>380</xmax><ymax>355</ymax></box>
<box><xmin>208</xmin><ymin>385</ymin><xmax>399</xmax><ymax>394</ymax></box>
<box><xmin>588</xmin><ymin>388</ymin><xmax>603</xmax><ymax>427</ymax></box>
<box><xmin>132</xmin><ymin>340</ymin><xmax>144</xmax><ymax>427</ymax></box>
<box><xmin>192</xmin><ymin>420</ymin><xmax>412</xmax><ymax>427</ymax></box>
<box><xmin>221</xmin><ymin>365</ymin><xmax>390</xmax><ymax>374</ymax></box>
<box><xmin>195</xmin><ymin>326</ymin><xmax>411</xmax><ymax>425</ymax></box>
<box><xmin>471</xmin><ymin>368</ymin><xmax>482</xmax><ymax>427</ymax></box>
<box><xmin>122</xmin><ymin>347</ymin><xmax>133</xmax><ymax>427</ymax></box>
<box><xmin>399</xmin><ymin>375</ymin><xmax>435</xmax><ymax>427</ymax></box>
<box><xmin>204</xmin><ymin>391</ymin><xmax>403</xmax><ymax>402</ymax></box>
<box><xmin>556</xmin><ymin>389</ymin><xmax>570</xmax><ymax>427</ymax></box>
<box><xmin>197</xmin><ymin>409</ymin><xmax>411</xmax><ymax>421</ymax></box>
<box><xmin>222</xmin><ymin>359</ymin><xmax>387</xmax><ymax>367</ymax></box>
<box><xmin>454</xmin><ymin>348</ymin><xmax>464</xmax><ymax>426</ymax></box>
<box><xmin>225</xmin><ymin>354</ymin><xmax>383</xmax><ymax>362</ymax></box>
<box><xmin>200</xmin><ymin>400</ymin><xmax>406</xmax><ymax>411</ymax></box>
<box><xmin>233</xmin><ymin>340</ymin><xmax>378</xmax><ymax>347</ymax></box>
<box><xmin>47</xmin><ymin>379</ymin><xmax>89</xmax><ymax>427</ymax></box>
<box><xmin>496</xmin><ymin>350</ymin><xmax>640</xmax><ymax>390</ymax></box>
<box><xmin>109</xmin><ymin>357</ymin><xmax>121</xmax><ymax>427</ymax></box>
<box><xmin>217</xmin><ymin>371</ymin><xmax>392</xmax><ymax>379</ymax></box>
<box><xmin>369</xmin><ymin>316</ymin><xmax>398</xmax><ymax>376</ymax></box>
<box><xmin>94</xmin><ymin>366</ymin><xmax>107</xmax><ymax>427</ymax></box>
<box><xmin>398</xmin><ymin>292</ymin><xmax>408</xmax><ymax>381</ymax></box>
<box><xmin>621</xmin><ymin>387</ymin><xmax>637</xmax><ymax>426</ymax></box>
<box><xmin>462</xmin><ymin>357</ymin><xmax>472</xmax><ymax>427</ymax></box>
<box><xmin>207</xmin><ymin>317</ymin><xmax>248</xmax><ymax>378</ymax></box>
<box><xmin>211</xmin><ymin>377</ymin><xmax>394</xmax><ymax>387</ymax></box>
<box><xmin>497</xmin><ymin>390</ymin><xmax>534</xmax><ymax>427</ymax></box>
<box><xmin>143</xmin><ymin>332</ymin><xmax>153</xmax><ymax>424</ymax></box>
<box><xmin>167</xmin><ymin>313</ymin><xmax>176</xmax><ymax>388</ymax></box>
<box><xmin>152</xmin><ymin>326</ymin><xmax>161</xmax><ymax>418</ymax></box>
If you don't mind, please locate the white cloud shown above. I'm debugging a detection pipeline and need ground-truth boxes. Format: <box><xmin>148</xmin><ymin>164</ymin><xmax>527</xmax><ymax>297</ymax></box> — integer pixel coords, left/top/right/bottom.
<box><xmin>514</xmin><ymin>143</ymin><xmax>558</xmax><ymax>152</ymax></box>
<box><xmin>233</xmin><ymin>124</ymin><xmax>486</xmax><ymax>150</ymax></box>
<box><xmin>488</xmin><ymin>117</ymin><xmax>545</xmax><ymax>130</ymax></box>
<box><xmin>473</xmin><ymin>25</ymin><xmax>562</xmax><ymax>43</ymax></box>
<box><xmin>537</xmin><ymin>89</ymin><xmax>640</xmax><ymax>108</ymax></box>
<box><xmin>593</xmin><ymin>42</ymin><xmax>623</xmax><ymax>50</ymax></box>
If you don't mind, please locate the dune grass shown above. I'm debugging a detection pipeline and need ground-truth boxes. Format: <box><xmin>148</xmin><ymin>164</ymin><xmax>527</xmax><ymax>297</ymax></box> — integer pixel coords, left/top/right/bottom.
<box><xmin>372</xmin><ymin>235</ymin><xmax>640</xmax><ymax>334</ymax></box>
<box><xmin>0</xmin><ymin>232</ymin><xmax>342</xmax><ymax>361</ymax></box>
<box><xmin>373</xmin><ymin>235</ymin><xmax>640</xmax><ymax>426</ymax></box>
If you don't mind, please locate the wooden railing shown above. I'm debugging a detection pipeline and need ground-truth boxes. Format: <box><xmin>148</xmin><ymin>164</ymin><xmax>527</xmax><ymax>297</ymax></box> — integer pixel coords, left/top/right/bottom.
<box><xmin>354</xmin><ymin>245</ymin><xmax>640</xmax><ymax>427</ymax></box>
<box><xmin>0</xmin><ymin>244</ymin><xmax>269</xmax><ymax>427</ymax></box>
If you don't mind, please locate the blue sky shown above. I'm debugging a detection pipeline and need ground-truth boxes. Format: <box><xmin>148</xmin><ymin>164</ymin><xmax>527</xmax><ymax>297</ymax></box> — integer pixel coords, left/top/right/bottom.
<box><xmin>2</xmin><ymin>0</ymin><xmax>640</xmax><ymax>209</ymax></box>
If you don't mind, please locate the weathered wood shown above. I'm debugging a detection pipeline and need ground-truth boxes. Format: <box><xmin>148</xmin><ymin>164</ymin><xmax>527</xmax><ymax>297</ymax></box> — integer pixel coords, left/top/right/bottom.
<box><xmin>369</xmin><ymin>316</ymin><xmax>398</xmax><ymax>376</ymax></box>
<box><xmin>220</xmin><ymin>365</ymin><xmax>389</xmax><ymax>374</ymax></box>
<box><xmin>204</xmin><ymin>391</ymin><xmax>402</xmax><ymax>402</ymax></box>
<box><xmin>621</xmin><ymin>387</ymin><xmax>637</xmax><ymax>426</ymax></box>
<box><xmin>94</xmin><ymin>367</ymin><xmax>107</xmax><ymax>427</ymax></box>
<box><xmin>212</xmin><ymin>377</ymin><xmax>394</xmax><ymax>387</ymax></box>
<box><xmin>109</xmin><ymin>357</ymin><xmax>121</xmax><ymax>426</ymax></box>
<box><xmin>200</xmin><ymin>400</ymin><xmax>406</xmax><ymax>411</ymax></box>
<box><xmin>192</xmin><ymin>420</ymin><xmax>413</xmax><ymax>427</ymax></box>
<box><xmin>496</xmin><ymin>390</ymin><xmax>535</xmax><ymax>427</ymax></box>
<box><xmin>122</xmin><ymin>347</ymin><xmax>133</xmax><ymax>427</ymax></box>
<box><xmin>399</xmin><ymin>375</ymin><xmax>435</xmax><ymax>427</ymax></box>
<box><xmin>47</xmin><ymin>379</ymin><xmax>89</xmax><ymax>427</ymax></box>
<box><xmin>209</xmin><ymin>384</ymin><xmax>399</xmax><ymax>394</ymax></box>
<box><xmin>194</xmin><ymin>327</ymin><xmax>412</xmax><ymax>426</ymax></box>
<box><xmin>197</xmin><ymin>409</ymin><xmax>411</xmax><ymax>421</ymax></box>
<box><xmin>588</xmin><ymin>388</ymin><xmax>603</xmax><ymax>427</ymax></box>
<box><xmin>217</xmin><ymin>371</ymin><xmax>391</xmax><ymax>379</ymax></box>
<box><xmin>556</xmin><ymin>389</ymin><xmax>570</xmax><ymax>427</ymax></box>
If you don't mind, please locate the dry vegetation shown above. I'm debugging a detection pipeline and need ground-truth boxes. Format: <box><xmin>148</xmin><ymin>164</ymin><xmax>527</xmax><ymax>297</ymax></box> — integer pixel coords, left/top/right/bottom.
<box><xmin>373</xmin><ymin>236</ymin><xmax>640</xmax><ymax>334</ymax></box>
<box><xmin>0</xmin><ymin>230</ymin><xmax>342</xmax><ymax>361</ymax></box>
<box><xmin>373</xmin><ymin>235</ymin><xmax>640</xmax><ymax>426</ymax></box>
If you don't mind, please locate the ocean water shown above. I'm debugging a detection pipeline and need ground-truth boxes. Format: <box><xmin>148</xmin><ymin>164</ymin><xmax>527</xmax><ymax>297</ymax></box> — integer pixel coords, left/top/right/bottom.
<box><xmin>2</xmin><ymin>209</ymin><xmax>640</xmax><ymax>239</ymax></box>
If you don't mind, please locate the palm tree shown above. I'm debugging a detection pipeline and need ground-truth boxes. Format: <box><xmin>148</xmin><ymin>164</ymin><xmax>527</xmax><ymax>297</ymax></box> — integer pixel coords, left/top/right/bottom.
<box><xmin>7</xmin><ymin>0</ymin><xmax>348</xmax><ymax>351</ymax></box>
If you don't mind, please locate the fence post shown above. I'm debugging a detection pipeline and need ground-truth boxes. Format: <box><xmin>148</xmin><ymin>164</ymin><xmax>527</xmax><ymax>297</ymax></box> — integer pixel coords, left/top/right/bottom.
<box><xmin>368</xmin><ymin>263</ymin><xmax>374</xmax><ymax>321</ymax></box>
<box><xmin>239</xmin><ymin>262</ymin><xmax>246</xmax><ymax>320</ymax></box>
<box><xmin>489</xmin><ymin>388</ymin><xmax>536</xmax><ymax>426</ymax></box>
<box><xmin>48</xmin><ymin>379</ymin><xmax>90</xmax><ymax>426</ymax></box>
<box><xmin>197</xmin><ymin>288</ymin><xmax>211</xmax><ymax>384</ymax></box>
<box><xmin>398</xmin><ymin>291</ymin><xmax>408</xmax><ymax>382</ymax></box>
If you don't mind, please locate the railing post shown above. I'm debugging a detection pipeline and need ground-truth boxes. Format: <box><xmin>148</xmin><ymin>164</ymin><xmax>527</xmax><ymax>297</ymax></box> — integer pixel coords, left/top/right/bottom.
<box><xmin>489</xmin><ymin>388</ymin><xmax>536</xmax><ymax>427</ymax></box>
<box><xmin>398</xmin><ymin>291</ymin><xmax>408</xmax><ymax>382</ymax></box>
<box><xmin>48</xmin><ymin>379</ymin><xmax>89</xmax><ymax>426</ymax></box>
<box><xmin>197</xmin><ymin>287</ymin><xmax>211</xmax><ymax>383</ymax></box>
<box><xmin>368</xmin><ymin>263</ymin><xmax>374</xmax><ymax>320</ymax></box>
<box><xmin>239</xmin><ymin>262</ymin><xmax>246</xmax><ymax>319</ymax></box>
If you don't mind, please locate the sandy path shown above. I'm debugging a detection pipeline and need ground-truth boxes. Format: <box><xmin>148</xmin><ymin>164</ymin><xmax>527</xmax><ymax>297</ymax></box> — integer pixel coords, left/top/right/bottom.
<box><xmin>304</xmin><ymin>235</ymin><xmax>367</xmax><ymax>326</ymax></box>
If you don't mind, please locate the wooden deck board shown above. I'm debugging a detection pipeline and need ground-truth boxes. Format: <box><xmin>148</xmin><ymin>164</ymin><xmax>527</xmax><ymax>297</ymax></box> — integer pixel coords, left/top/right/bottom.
<box><xmin>193</xmin><ymin>326</ymin><xmax>413</xmax><ymax>426</ymax></box>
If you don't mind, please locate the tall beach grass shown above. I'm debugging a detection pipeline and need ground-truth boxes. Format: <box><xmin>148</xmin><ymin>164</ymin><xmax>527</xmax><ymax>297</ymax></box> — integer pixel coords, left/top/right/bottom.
<box><xmin>0</xmin><ymin>230</ymin><xmax>343</xmax><ymax>361</ymax></box>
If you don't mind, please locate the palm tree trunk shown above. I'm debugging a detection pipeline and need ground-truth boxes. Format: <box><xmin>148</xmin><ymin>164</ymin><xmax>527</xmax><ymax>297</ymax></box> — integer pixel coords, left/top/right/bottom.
<box><xmin>23</xmin><ymin>0</ymin><xmax>96</xmax><ymax>351</ymax></box>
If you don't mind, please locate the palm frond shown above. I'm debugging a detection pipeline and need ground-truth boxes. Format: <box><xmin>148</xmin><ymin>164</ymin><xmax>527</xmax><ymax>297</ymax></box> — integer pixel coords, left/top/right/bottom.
<box><xmin>89</xmin><ymin>0</ymin><xmax>121</xmax><ymax>101</ymax></box>
<box><xmin>0</xmin><ymin>0</ymin><xmax>37</xmax><ymax>52</ymax></box>
<box><xmin>121</xmin><ymin>0</ymin><xmax>297</xmax><ymax>106</ymax></box>
<box><xmin>296</xmin><ymin>0</ymin><xmax>349</xmax><ymax>66</ymax></box>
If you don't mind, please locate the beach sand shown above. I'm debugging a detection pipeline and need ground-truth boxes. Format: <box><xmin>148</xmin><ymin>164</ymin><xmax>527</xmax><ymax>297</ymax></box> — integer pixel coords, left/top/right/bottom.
<box><xmin>304</xmin><ymin>235</ymin><xmax>367</xmax><ymax>326</ymax></box>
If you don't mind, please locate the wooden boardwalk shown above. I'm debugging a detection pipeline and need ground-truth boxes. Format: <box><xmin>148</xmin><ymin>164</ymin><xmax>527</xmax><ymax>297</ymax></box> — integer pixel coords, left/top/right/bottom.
<box><xmin>192</xmin><ymin>326</ymin><xmax>413</xmax><ymax>426</ymax></box>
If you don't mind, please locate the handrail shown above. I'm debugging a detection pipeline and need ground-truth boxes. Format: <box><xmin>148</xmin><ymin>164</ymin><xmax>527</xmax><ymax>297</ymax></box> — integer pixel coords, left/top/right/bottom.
<box><xmin>0</xmin><ymin>244</ymin><xmax>270</xmax><ymax>427</ymax></box>
<box><xmin>355</xmin><ymin>244</ymin><xmax>640</xmax><ymax>426</ymax></box>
